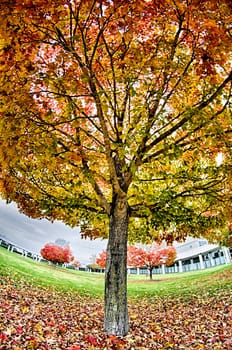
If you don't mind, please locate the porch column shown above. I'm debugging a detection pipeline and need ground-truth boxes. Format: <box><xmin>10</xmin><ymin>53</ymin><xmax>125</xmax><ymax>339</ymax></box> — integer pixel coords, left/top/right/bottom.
<box><xmin>209</xmin><ymin>252</ymin><xmax>215</xmax><ymax>267</ymax></box>
<box><xmin>222</xmin><ymin>247</ymin><xmax>231</xmax><ymax>264</ymax></box>
<box><xmin>178</xmin><ymin>260</ymin><xmax>183</xmax><ymax>273</ymax></box>
<box><xmin>174</xmin><ymin>263</ymin><xmax>178</xmax><ymax>273</ymax></box>
<box><xmin>199</xmin><ymin>254</ymin><xmax>205</xmax><ymax>269</ymax></box>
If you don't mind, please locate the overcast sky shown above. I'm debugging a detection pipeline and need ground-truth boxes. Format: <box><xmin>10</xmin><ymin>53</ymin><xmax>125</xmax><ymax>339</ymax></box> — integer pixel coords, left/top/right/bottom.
<box><xmin>0</xmin><ymin>198</ymin><xmax>107</xmax><ymax>265</ymax></box>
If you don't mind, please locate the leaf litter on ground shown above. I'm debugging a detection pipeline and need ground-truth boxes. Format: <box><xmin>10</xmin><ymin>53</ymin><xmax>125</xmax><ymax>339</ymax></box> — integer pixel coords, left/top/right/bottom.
<box><xmin>0</xmin><ymin>272</ymin><xmax>231</xmax><ymax>350</ymax></box>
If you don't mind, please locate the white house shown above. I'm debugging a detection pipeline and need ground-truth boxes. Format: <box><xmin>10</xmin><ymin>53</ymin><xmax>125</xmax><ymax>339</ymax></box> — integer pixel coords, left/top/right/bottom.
<box><xmin>128</xmin><ymin>238</ymin><xmax>232</xmax><ymax>275</ymax></box>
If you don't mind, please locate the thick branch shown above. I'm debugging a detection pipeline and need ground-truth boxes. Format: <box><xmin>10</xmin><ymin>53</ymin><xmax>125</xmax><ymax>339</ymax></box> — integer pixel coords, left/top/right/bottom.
<box><xmin>142</xmin><ymin>71</ymin><xmax>232</xmax><ymax>163</ymax></box>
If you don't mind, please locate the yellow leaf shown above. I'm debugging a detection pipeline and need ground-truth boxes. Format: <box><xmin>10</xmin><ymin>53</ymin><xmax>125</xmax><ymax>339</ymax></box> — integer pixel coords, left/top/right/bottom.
<box><xmin>22</xmin><ymin>306</ymin><xmax>29</xmax><ymax>313</ymax></box>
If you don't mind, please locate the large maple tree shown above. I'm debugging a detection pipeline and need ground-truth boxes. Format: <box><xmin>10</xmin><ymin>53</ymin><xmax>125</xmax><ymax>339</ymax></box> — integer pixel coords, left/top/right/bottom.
<box><xmin>0</xmin><ymin>0</ymin><xmax>231</xmax><ymax>335</ymax></box>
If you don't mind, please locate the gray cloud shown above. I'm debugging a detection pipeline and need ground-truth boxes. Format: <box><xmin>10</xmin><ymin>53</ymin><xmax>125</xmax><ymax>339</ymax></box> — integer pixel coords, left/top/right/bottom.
<box><xmin>0</xmin><ymin>198</ymin><xmax>107</xmax><ymax>264</ymax></box>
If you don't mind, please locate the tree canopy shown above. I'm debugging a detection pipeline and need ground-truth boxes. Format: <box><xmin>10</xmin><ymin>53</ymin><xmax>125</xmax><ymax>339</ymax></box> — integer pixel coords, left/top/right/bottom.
<box><xmin>0</xmin><ymin>0</ymin><xmax>231</xmax><ymax>244</ymax></box>
<box><xmin>40</xmin><ymin>243</ymin><xmax>74</xmax><ymax>264</ymax></box>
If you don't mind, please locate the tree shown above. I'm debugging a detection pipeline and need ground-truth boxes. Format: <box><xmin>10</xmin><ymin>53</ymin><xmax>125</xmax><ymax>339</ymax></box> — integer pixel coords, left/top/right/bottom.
<box><xmin>128</xmin><ymin>245</ymin><xmax>176</xmax><ymax>280</ymax></box>
<box><xmin>162</xmin><ymin>247</ymin><xmax>177</xmax><ymax>267</ymax></box>
<box><xmin>72</xmin><ymin>259</ymin><xmax>81</xmax><ymax>269</ymax></box>
<box><xmin>97</xmin><ymin>245</ymin><xmax>176</xmax><ymax>279</ymax></box>
<box><xmin>96</xmin><ymin>250</ymin><xmax>107</xmax><ymax>269</ymax></box>
<box><xmin>0</xmin><ymin>0</ymin><xmax>231</xmax><ymax>335</ymax></box>
<box><xmin>40</xmin><ymin>243</ymin><xmax>74</xmax><ymax>264</ymax></box>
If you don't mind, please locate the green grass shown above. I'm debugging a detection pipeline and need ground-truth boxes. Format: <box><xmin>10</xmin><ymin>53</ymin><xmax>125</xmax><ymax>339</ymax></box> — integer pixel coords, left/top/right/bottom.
<box><xmin>127</xmin><ymin>265</ymin><xmax>232</xmax><ymax>299</ymax></box>
<box><xmin>0</xmin><ymin>246</ymin><xmax>105</xmax><ymax>296</ymax></box>
<box><xmin>0</xmin><ymin>246</ymin><xmax>231</xmax><ymax>299</ymax></box>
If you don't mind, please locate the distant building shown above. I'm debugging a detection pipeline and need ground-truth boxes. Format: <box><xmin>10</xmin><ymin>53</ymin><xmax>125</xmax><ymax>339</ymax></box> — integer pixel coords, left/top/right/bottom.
<box><xmin>128</xmin><ymin>238</ymin><xmax>232</xmax><ymax>275</ymax></box>
<box><xmin>54</xmin><ymin>238</ymin><xmax>70</xmax><ymax>247</ymax></box>
<box><xmin>172</xmin><ymin>238</ymin><xmax>232</xmax><ymax>273</ymax></box>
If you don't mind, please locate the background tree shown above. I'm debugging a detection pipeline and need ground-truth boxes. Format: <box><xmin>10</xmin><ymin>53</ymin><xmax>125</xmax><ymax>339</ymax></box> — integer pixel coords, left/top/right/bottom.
<box><xmin>0</xmin><ymin>0</ymin><xmax>231</xmax><ymax>336</ymax></box>
<box><xmin>96</xmin><ymin>250</ymin><xmax>107</xmax><ymax>269</ymax></box>
<box><xmin>72</xmin><ymin>259</ymin><xmax>81</xmax><ymax>269</ymax></box>
<box><xmin>162</xmin><ymin>246</ymin><xmax>177</xmax><ymax>268</ymax></box>
<box><xmin>128</xmin><ymin>245</ymin><xmax>177</xmax><ymax>280</ymax></box>
<box><xmin>40</xmin><ymin>243</ymin><xmax>74</xmax><ymax>265</ymax></box>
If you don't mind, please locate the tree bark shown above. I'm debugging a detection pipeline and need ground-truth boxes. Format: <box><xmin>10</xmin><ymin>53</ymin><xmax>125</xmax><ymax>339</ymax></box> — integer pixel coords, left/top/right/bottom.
<box><xmin>104</xmin><ymin>195</ymin><xmax>129</xmax><ymax>336</ymax></box>
<box><xmin>149</xmin><ymin>267</ymin><xmax>153</xmax><ymax>280</ymax></box>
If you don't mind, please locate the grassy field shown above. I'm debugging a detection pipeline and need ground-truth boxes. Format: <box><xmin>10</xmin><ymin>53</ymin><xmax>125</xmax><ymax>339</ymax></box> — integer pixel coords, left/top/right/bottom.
<box><xmin>0</xmin><ymin>246</ymin><xmax>231</xmax><ymax>299</ymax></box>
<box><xmin>1</xmin><ymin>246</ymin><xmax>232</xmax><ymax>349</ymax></box>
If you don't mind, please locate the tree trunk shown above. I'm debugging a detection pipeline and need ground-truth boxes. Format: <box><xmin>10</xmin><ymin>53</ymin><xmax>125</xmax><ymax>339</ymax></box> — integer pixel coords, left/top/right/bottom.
<box><xmin>149</xmin><ymin>267</ymin><xmax>153</xmax><ymax>280</ymax></box>
<box><xmin>104</xmin><ymin>195</ymin><xmax>129</xmax><ymax>336</ymax></box>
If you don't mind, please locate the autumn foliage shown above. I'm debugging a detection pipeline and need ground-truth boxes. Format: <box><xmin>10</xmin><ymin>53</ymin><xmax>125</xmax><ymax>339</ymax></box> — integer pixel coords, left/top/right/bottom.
<box><xmin>128</xmin><ymin>245</ymin><xmax>177</xmax><ymax>279</ymax></box>
<box><xmin>0</xmin><ymin>0</ymin><xmax>231</xmax><ymax>243</ymax></box>
<box><xmin>0</xmin><ymin>0</ymin><xmax>231</xmax><ymax>336</ymax></box>
<box><xmin>40</xmin><ymin>243</ymin><xmax>74</xmax><ymax>264</ymax></box>
<box><xmin>96</xmin><ymin>245</ymin><xmax>177</xmax><ymax>279</ymax></box>
<box><xmin>1</xmin><ymin>271</ymin><xmax>232</xmax><ymax>349</ymax></box>
<box><xmin>72</xmin><ymin>259</ymin><xmax>81</xmax><ymax>268</ymax></box>
<box><xmin>96</xmin><ymin>250</ymin><xmax>107</xmax><ymax>269</ymax></box>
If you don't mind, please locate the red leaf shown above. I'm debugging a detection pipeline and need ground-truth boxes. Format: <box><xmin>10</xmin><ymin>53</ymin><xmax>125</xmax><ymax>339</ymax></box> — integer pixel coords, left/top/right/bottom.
<box><xmin>16</xmin><ymin>325</ymin><xmax>23</xmax><ymax>334</ymax></box>
<box><xmin>84</xmin><ymin>335</ymin><xmax>99</xmax><ymax>346</ymax></box>
<box><xmin>0</xmin><ymin>332</ymin><xmax>7</xmax><ymax>342</ymax></box>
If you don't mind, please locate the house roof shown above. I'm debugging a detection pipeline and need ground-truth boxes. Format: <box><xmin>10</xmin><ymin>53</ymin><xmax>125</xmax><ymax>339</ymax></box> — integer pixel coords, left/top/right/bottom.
<box><xmin>176</xmin><ymin>243</ymin><xmax>219</xmax><ymax>260</ymax></box>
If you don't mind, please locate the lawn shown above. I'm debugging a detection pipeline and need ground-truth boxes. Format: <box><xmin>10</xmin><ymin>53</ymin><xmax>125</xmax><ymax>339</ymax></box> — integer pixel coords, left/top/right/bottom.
<box><xmin>0</xmin><ymin>247</ymin><xmax>231</xmax><ymax>349</ymax></box>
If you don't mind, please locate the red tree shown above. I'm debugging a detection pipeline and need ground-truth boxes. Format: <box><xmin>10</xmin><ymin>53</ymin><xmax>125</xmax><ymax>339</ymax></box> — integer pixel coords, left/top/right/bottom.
<box><xmin>96</xmin><ymin>250</ymin><xmax>107</xmax><ymax>269</ymax></box>
<box><xmin>128</xmin><ymin>245</ymin><xmax>177</xmax><ymax>280</ymax></box>
<box><xmin>161</xmin><ymin>247</ymin><xmax>177</xmax><ymax>267</ymax></box>
<box><xmin>40</xmin><ymin>243</ymin><xmax>74</xmax><ymax>264</ymax></box>
<box><xmin>96</xmin><ymin>245</ymin><xmax>177</xmax><ymax>279</ymax></box>
<box><xmin>72</xmin><ymin>260</ymin><xmax>81</xmax><ymax>269</ymax></box>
